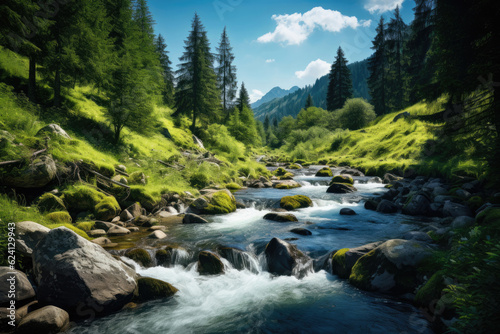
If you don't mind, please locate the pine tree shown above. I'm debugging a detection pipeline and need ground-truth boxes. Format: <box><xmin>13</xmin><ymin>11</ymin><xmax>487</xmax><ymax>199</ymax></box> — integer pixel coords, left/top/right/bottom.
<box><xmin>155</xmin><ymin>34</ymin><xmax>174</xmax><ymax>106</ymax></box>
<box><xmin>326</xmin><ymin>47</ymin><xmax>353</xmax><ymax>111</ymax></box>
<box><xmin>174</xmin><ymin>13</ymin><xmax>220</xmax><ymax>132</ymax></box>
<box><xmin>236</xmin><ymin>82</ymin><xmax>250</xmax><ymax>112</ymax></box>
<box><xmin>216</xmin><ymin>27</ymin><xmax>237</xmax><ymax>119</ymax></box>
<box><xmin>264</xmin><ymin>114</ymin><xmax>270</xmax><ymax>131</ymax></box>
<box><xmin>407</xmin><ymin>0</ymin><xmax>435</xmax><ymax>104</ymax></box>
<box><xmin>305</xmin><ymin>94</ymin><xmax>314</xmax><ymax>108</ymax></box>
<box><xmin>368</xmin><ymin>17</ymin><xmax>388</xmax><ymax>115</ymax></box>
<box><xmin>272</xmin><ymin>117</ymin><xmax>278</xmax><ymax>128</ymax></box>
<box><xmin>386</xmin><ymin>6</ymin><xmax>408</xmax><ymax>111</ymax></box>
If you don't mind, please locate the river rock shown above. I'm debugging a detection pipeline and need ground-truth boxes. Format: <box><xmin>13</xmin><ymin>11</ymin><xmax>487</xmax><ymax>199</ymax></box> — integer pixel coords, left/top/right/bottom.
<box><xmin>290</xmin><ymin>228</ymin><xmax>312</xmax><ymax>236</ymax></box>
<box><xmin>125</xmin><ymin>203</ymin><xmax>143</xmax><ymax>219</ymax></box>
<box><xmin>217</xmin><ymin>246</ymin><xmax>258</xmax><ymax>273</ymax></box>
<box><xmin>402</xmin><ymin>193</ymin><xmax>432</xmax><ymax>216</ymax></box>
<box><xmin>349</xmin><ymin>239</ymin><xmax>432</xmax><ymax>293</ymax></box>
<box><xmin>189</xmin><ymin>189</ymin><xmax>237</xmax><ymax>214</ymax></box>
<box><xmin>263</xmin><ymin>212</ymin><xmax>298</xmax><ymax>222</ymax></box>
<box><xmin>107</xmin><ymin>225</ymin><xmax>131</xmax><ymax>236</ymax></box>
<box><xmin>327</xmin><ymin>183</ymin><xmax>357</xmax><ymax>194</ymax></box>
<box><xmin>376</xmin><ymin>200</ymin><xmax>399</xmax><ymax>214</ymax></box>
<box><xmin>402</xmin><ymin>231</ymin><xmax>433</xmax><ymax>243</ymax></box>
<box><xmin>265</xmin><ymin>238</ymin><xmax>312</xmax><ymax>278</ymax></box>
<box><xmin>148</xmin><ymin>230</ymin><xmax>167</xmax><ymax>239</ymax></box>
<box><xmin>331</xmin><ymin>242</ymin><xmax>382</xmax><ymax>279</ymax></box>
<box><xmin>0</xmin><ymin>155</ymin><xmax>57</xmax><ymax>188</ymax></box>
<box><xmin>451</xmin><ymin>216</ymin><xmax>475</xmax><ymax>229</ymax></box>
<box><xmin>315</xmin><ymin>167</ymin><xmax>333</xmax><ymax>177</ymax></box>
<box><xmin>87</xmin><ymin>229</ymin><xmax>106</xmax><ymax>237</ymax></box>
<box><xmin>330</xmin><ymin>175</ymin><xmax>354</xmax><ymax>185</ymax></box>
<box><xmin>339</xmin><ymin>168</ymin><xmax>365</xmax><ymax>177</ymax></box>
<box><xmin>340</xmin><ymin>208</ymin><xmax>357</xmax><ymax>215</ymax></box>
<box><xmin>36</xmin><ymin>124</ymin><xmax>71</xmax><ymax>139</ymax></box>
<box><xmin>280</xmin><ymin>195</ymin><xmax>312</xmax><ymax>210</ymax></box>
<box><xmin>16</xmin><ymin>306</ymin><xmax>69</xmax><ymax>334</ymax></box>
<box><xmin>442</xmin><ymin>201</ymin><xmax>473</xmax><ymax>217</ymax></box>
<box><xmin>183</xmin><ymin>213</ymin><xmax>208</xmax><ymax>224</ymax></box>
<box><xmin>32</xmin><ymin>227</ymin><xmax>137</xmax><ymax>315</ymax></box>
<box><xmin>15</xmin><ymin>221</ymin><xmax>50</xmax><ymax>257</ymax></box>
<box><xmin>91</xmin><ymin>237</ymin><xmax>117</xmax><ymax>248</ymax></box>
<box><xmin>197</xmin><ymin>251</ymin><xmax>224</xmax><ymax>275</ymax></box>
<box><xmin>120</xmin><ymin>209</ymin><xmax>134</xmax><ymax>221</ymax></box>
<box><xmin>364</xmin><ymin>199</ymin><xmax>380</xmax><ymax>211</ymax></box>
<box><xmin>273</xmin><ymin>180</ymin><xmax>301</xmax><ymax>189</ymax></box>
<box><xmin>0</xmin><ymin>268</ymin><xmax>35</xmax><ymax>306</ymax></box>
<box><xmin>383</xmin><ymin>173</ymin><xmax>402</xmax><ymax>184</ymax></box>
<box><xmin>134</xmin><ymin>277</ymin><xmax>178</xmax><ymax>303</ymax></box>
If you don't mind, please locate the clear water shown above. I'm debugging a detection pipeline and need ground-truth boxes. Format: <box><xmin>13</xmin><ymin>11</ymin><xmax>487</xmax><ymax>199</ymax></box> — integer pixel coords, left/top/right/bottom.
<box><xmin>67</xmin><ymin>167</ymin><xmax>434</xmax><ymax>334</ymax></box>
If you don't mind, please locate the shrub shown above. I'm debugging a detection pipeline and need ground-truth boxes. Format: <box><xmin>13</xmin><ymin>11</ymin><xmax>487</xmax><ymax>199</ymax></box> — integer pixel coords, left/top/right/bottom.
<box><xmin>338</xmin><ymin>98</ymin><xmax>376</xmax><ymax>130</ymax></box>
<box><xmin>46</xmin><ymin>211</ymin><xmax>72</xmax><ymax>224</ymax></box>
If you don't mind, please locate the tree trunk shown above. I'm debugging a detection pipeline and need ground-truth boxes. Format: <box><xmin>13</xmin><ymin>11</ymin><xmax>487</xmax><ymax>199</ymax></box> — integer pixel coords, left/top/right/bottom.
<box><xmin>191</xmin><ymin>110</ymin><xmax>197</xmax><ymax>133</ymax></box>
<box><xmin>28</xmin><ymin>56</ymin><xmax>37</xmax><ymax>103</ymax></box>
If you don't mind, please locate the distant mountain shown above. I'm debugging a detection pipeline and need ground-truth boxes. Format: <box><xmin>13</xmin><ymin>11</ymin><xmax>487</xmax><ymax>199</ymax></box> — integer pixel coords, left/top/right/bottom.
<box><xmin>253</xmin><ymin>59</ymin><xmax>370</xmax><ymax>122</ymax></box>
<box><xmin>251</xmin><ymin>86</ymin><xmax>300</xmax><ymax>109</ymax></box>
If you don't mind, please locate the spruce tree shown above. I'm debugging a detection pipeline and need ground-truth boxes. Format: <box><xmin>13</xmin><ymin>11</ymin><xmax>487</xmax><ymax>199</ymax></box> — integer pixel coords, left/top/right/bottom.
<box><xmin>305</xmin><ymin>94</ymin><xmax>314</xmax><ymax>108</ymax></box>
<box><xmin>236</xmin><ymin>82</ymin><xmax>250</xmax><ymax>112</ymax></box>
<box><xmin>174</xmin><ymin>13</ymin><xmax>220</xmax><ymax>132</ymax></box>
<box><xmin>326</xmin><ymin>47</ymin><xmax>353</xmax><ymax>111</ymax></box>
<box><xmin>216</xmin><ymin>27</ymin><xmax>237</xmax><ymax>119</ymax></box>
<box><xmin>155</xmin><ymin>34</ymin><xmax>175</xmax><ymax>106</ymax></box>
<box><xmin>264</xmin><ymin>115</ymin><xmax>270</xmax><ymax>131</ymax></box>
<box><xmin>368</xmin><ymin>17</ymin><xmax>388</xmax><ymax>116</ymax></box>
<box><xmin>386</xmin><ymin>6</ymin><xmax>408</xmax><ymax>111</ymax></box>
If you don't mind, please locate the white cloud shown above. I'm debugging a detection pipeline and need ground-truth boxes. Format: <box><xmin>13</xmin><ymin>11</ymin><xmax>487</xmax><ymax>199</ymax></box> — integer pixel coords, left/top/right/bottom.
<box><xmin>364</xmin><ymin>0</ymin><xmax>404</xmax><ymax>14</ymax></box>
<box><xmin>265</xmin><ymin>59</ymin><xmax>275</xmax><ymax>63</ymax></box>
<box><xmin>249</xmin><ymin>89</ymin><xmax>265</xmax><ymax>103</ymax></box>
<box><xmin>257</xmin><ymin>7</ymin><xmax>371</xmax><ymax>46</ymax></box>
<box><xmin>295</xmin><ymin>59</ymin><xmax>331</xmax><ymax>81</ymax></box>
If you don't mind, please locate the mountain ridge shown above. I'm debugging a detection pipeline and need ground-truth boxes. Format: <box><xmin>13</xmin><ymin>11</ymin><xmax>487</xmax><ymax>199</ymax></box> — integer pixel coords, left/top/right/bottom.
<box><xmin>251</xmin><ymin>86</ymin><xmax>300</xmax><ymax>109</ymax></box>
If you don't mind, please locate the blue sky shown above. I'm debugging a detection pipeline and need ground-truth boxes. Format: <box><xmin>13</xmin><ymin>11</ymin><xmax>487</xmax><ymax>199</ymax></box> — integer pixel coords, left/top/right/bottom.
<box><xmin>149</xmin><ymin>0</ymin><xmax>414</xmax><ymax>102</ymax></box>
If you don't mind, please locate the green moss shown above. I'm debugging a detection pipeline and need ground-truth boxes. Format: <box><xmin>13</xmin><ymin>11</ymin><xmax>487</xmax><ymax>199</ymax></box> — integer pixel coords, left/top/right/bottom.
<box><xmin>466</xmin><ymin>196</ymin><xmax>484</xmax><ymax>212</ymax></box>
<box><xmin>332</xmin><ymin>248</ymin><xmax>350</xmax><ymax>278</ymax></box>
<box><xmin>62</xmin><ymin>185</ymin><xmax>107</xmax><ymax>212</ymax></box>
<box><xmin>415</xmin><ymin>270</ymin><xmax>446</xmax><ymax>307</ymax></box>
<box><xmin>349</xmin><ymin>249</ymin><xmax>377</xmax><ymax>290</ymax></box>
<box><xmin>134</xmin><ymin>277</ymin><xmax>178</xmax><ymax>303</ymax></box>
<box><xmin>94</xmin><ymin>196</ymin><xmax>120</xmax><ymax>221</ymax></box>
<box><xmin>204</xmin><ymin>191</ymin><xmax>237</xmax><ymax>214</ymax></box>
<box><xmin>225</xmin><ymin>182</ymin><xmax>242</xmax><ymax>190</ymax></box>
<box><xmin>125</xmin><ymin>248</ymin><xmax>153</xmax><ymax>267</ymax></box>
<box><xmin>129</xmin><ymin>171</ymin><xmax>147</xmax><ymax>185</ymax></box>
<box><xmin>280</xmin><ymin>195</ymin><xmax>313</xmax><ymax>211</ymax></box>
<box><xmin>278</xmin><ymin>172</ymin><xmax>294</xmax><ymax>180</ymax></box>
<box><xmin>476</xmin><ymin>207</ymin><xmax>500</xmax><ymax>227</ymax></box>
<box><xmin>330</xmin><ymin>175</ymin><xmax>354</xmax><ymax>185</ymax></box>
<box><xmin>274</xmin><ymin>167</ymin><xmax>287</xmax><ymax>176</ymax></box>
<box><xmin>126</xmin><ymin>187</ymin><xmax>157</xmax><ymax>211</ymax></box>
<box><xmin>275</xmin><ymin>182</ymin><xmax>301</xmax><ymax>189</ymax></box>
<box><xmin>37</xmin><ymin>193</ymin><xmax>66</xmax><ymax>213</ymax></box>
<box><xmin>46</xmin><ymin>211</ymin><xmax>72</xmax><ymax>224</ymax></box>
<box><xmin>76</xmin><ymin>221</ymin><xmax>95</xmax><ymax>232</ymax></box>
<box><xmin>289</xmin><ymin>163</ymin><xmax>301</xmax><ymax>169</ymax></box>
<box><xmin>316</xmin><ymin>167</ymin><xmax>333</xmax><ymax>177</ymax></box>
<box><xmin>46</xmin><ymin>223</ymin><xmax>90</xmax><ymax>240</ymax></box>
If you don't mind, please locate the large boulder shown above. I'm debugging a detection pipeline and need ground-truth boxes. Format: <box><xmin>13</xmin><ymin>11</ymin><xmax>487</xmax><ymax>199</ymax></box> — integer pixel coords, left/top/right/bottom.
<box><xmin>183</xmin><ymin>213</ymin><xmax>208</xmax><ymax>224</ymax></box>
<box><xmin>36</xmin><ymin>124</ymin><xmax>71</xmax><ymax>139</ymax></box>
<box><xmin>197</xmin><ymin>251</ymin><xmax>224</xmax><ymax>275</ymax></box>
<box><xmin>330</xmin><ymin>175</ymin><xmax>354</xmax><ymax>185</ymax></box>
<box><xmin>0</xmin><ymin>155</ymin><xmax>57</xmax><ymax>188</ymax></box>
<box><xmin>15</xmin><ymin>221</ymin><xmax>50</xmax><ymax>257</ymax></box>
<box><xmin>376</xmin><ymin>200</ymin><xmax>399</xmax><ymax>214</ymax></box>
<box><xmin>32</xmin><ymin>227</ymin><xmax>137</xmax><ymax>315</ymax></box>
<box><xmin>402</xmin><ymin>193</ymin><xmax>432</xmax><ymax>216</ymax></box>
<box><xmin>331</xmin><ymin>242</ymin><xmax>382</xmax><ymax>279</ymax></box>
<box><xmin>326</xmin><ymin>183</ymin><xmax>357</xmax><ymax>194</ymax></box>
<box><xmin>263</xmin><ymin>212</ymin><xmax>298</xmax><ymax>222</ymax></box>
<box><xmin>349</xmin><ymin>239</ymin><xmax>432</xmax><ymax>293</ymax></box>
<box><xmin>36</xmin><ymin>193</ymin><xmax>66</xmax><ymax>213</ymax></box>
<box><xmin>125</xmin><ymin>248</ymin><xmax>153</xmax><ymax>267</ymax></box>
<box><xmin>0</xmin><ymin>268</ymin><xmax>35</xmax><ymax>306</ymax></box>
<box><xmin>16</xmin><ymin>306</ymin><xmax>69</xmax><ymax>334</ymax></box>
<box><xmin>280</xmin><ymin>195</ymin><xmax>312</xmax><ymax>211</ymax></box>
<box><xmin>442</xmin><ymin>201</ymin><xmax>473</xmax><ymax>217</ymax></box>
<box><xmin>339</xmin><ymin>208</ymin><xmax>357</xmax><ymax>216</ymax></box>
<box><xmin>315</xmin><ymin>167</ymin><xmax>333</xmax><ymax>177</ymax></box>
<box><xmin>265</xmin><ymin>238</ymin><xmax>312</xmax><ymax>278</ymax></box>
<box><xmin>62</xmin><ymin>185</ymin><xmax>120</xmax><ymax>221</ymax></box>
<box><xmin>189</xmin><ymin>190</ymin><xmax>236</xmax><ymax>214</ymax></box>
<box><xmin>133</xmin><ymin>277</ymin><xmax>178</xmax><ymax>303</ymax></box>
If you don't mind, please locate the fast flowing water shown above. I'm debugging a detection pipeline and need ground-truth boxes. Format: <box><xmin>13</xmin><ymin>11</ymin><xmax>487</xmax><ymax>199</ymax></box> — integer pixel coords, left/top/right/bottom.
<box><xmin>68</xmin><ymin>167</ymin><xmax>434</xmax><ymax>334</ymax></box>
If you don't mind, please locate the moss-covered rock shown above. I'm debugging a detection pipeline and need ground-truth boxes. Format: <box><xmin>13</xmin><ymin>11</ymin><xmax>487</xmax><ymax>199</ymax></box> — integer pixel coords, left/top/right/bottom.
<box><xmin>331</xmin><ymin>248</ymin><xmax>350</xmax><ymax>278</ymax></box>
<box><xmin>315</xmin><ymin>167</ymin><xmax>333</xmax><ymax>177</ymax></box>
<box><xmin>274</xmin><ymin>167</ymin><xmax>288</xmax><ymax>176</ymax></box>
<box><xmin>128</xmin><ymin>171</ymin><xmax>147</xmax><ymax>185</ymax></box>
<box><xmin>278</xmin><ymin>172</ymin><xmax>294</xmax><ymax>180</ymax></box>
<box><xmin>265</xmin><ymin>237</ymin><xmax>312</xmax><ymax>278</ymax></box>
<box><xmin>289</xmin><ymin>164</ymin><xmax>302</xmax><ymax>170</ymax></box>
<box><xmin>134</xmin><ymin>277</ymin><xmax>178</xmax><ymax>303</ymax></box>
<box><xmin>274</xmin><ymin>180</ymin><xmax>301</xmax><ymax>189</ymax></box>
<box><xmin>326</xmin><ymin>183</ymin><xmax>357</xmax><ymax>194</ymax></box>
<box><xmin>125</xmin><ymin>248</ymin><xmax>153</xmax><ymax>267</ymax></box>
<box><xmin>46</xmin><ymin>211</ymin><xmax>72</xmax><ymax>224</ymax></box>
<box><xmin>349</xmin><ymin>239</ymin><xmax>432</xmax><ymax>294</ymax></box>
<box><xmin>0</xmin><ymin>155</ymin><xmax>57</xmax><ymax>188</ymax></box>
<box><xmin>197</xmin><ymin>251</ymin><xmax>224</xmax><ymax>275</ymax></box>
<box><xmin>263</xmin><ymin>212</ymin><xmax>298</xmax><ymax>222</ymax></box>
<box><xmin>189</xmin><ymin>190</ymin><xmax>237</xmax><ymax>215</ymax></box>
<box><xmin>466</xmin><ymin>196</ymin><xmax>484</xmax><ymax>213</ymax></box>
<box><xmin>280</xmin><ymin>195</ymin><xmax>313</xmax><ymax>211</ymax></box>
<box><xmin>94</xmin><ymin>196</ymin><xmax>120</xmax><ymax>221</ymax></box>
<box><xmin>225</xmin><ymin>182</ymin><xmax>242</xmax><ymax>190</ymax></box>
<box><xmin>330</xmin><ymin>175</ymin><xmax>354</xmax><ymax>185</ymax></box>
<box><xmin>37</xmin><ymin>193</ymin><xmax>66</xmax><ymax>212</ymax></box>
<box><xmin>76</xmin><ymin>221</ymin><xmax>96</xmax><ymax>232</ymax></box>
<box><xmin>126</xmin><ymin>187</ymin><xmax>157</xmax><ymax>211</ymax></box>
<box><xmin>476</xmin><ymin>207</ymin><xmax>500</xmax><ymax>228</ymax></box>
<box><xmin>414</xmin><ymin>270</ymin><xmax>446</xmax><ymax>307</ymax></box>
